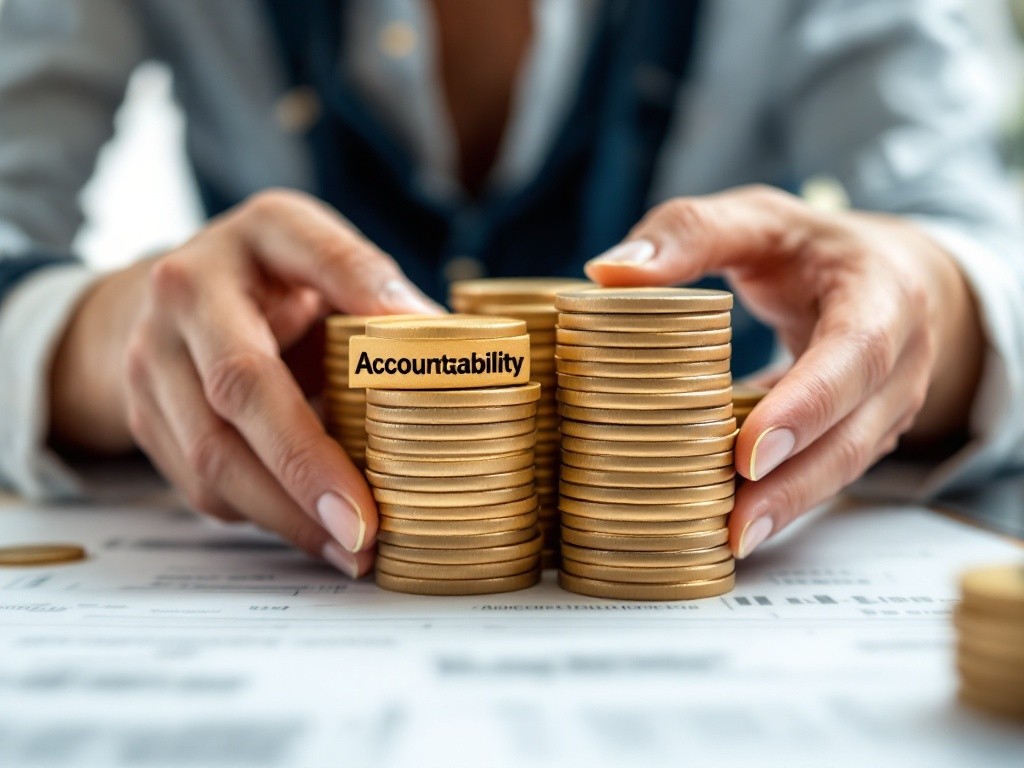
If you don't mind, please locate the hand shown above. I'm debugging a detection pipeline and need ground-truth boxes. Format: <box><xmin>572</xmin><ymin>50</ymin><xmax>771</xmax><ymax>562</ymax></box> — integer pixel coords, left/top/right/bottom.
<box><xmin>585</xmin><ymin>185</ymin><xmax>983</xmax><ymax>558</ymax></box>
<box><xmin>49</xmin><ymin>189</ymin><xmax>443</xmax><ymax>576</ymax></box>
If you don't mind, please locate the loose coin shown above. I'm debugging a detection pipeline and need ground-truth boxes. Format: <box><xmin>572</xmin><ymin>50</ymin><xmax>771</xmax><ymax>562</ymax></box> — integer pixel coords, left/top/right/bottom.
<box><xmin>561</xmin><ymin>526</ymin><xmax>730</xmax><ymax>551</ymax></box>
<box><xmin>560</xmin><ymin>512</ymin><xmax>729</xmax><ymax>536</ymax></box>
<box><xmin>557</xmin><ymin>499</ymin><xmax>733</xmax><ymax>524</ymax></box>
<box><xmin>374</xmin><ymin>484</ymin><xmax>536</xmax><ymax>508</ymax></box>
<box><xmin>367</xmin><ymin>432</ymin><xmax>537</xmax><ymax>456</ymax></box>
<box><xmin>556</xmin><ymin>403</ymin><xmax>733</xmax><ymax>425</ymax></box>
<box><xmin>365</xmin><ymin>449</ymin><xmax>535</xmax><ymax>477</ymax></box>
<box><xmin>365</xmin><ymin>402</ymin><xmax>538</xmax><ymax>424</ymax></box>
<box><xmin>560</xmin><ymin>479</ymin><xmax>734</xmax><ymax>504</ymax></box>
<box><xmin>554</xmin><ymin>287</ymin><xmax>733</xmax><ymax>314</ymax></box>
<box><xmin>556</xmin><ymin>327</ymin><xmax>731</xmax><ymax>349</ymax></box>
<box><xmin>561</xmin><ymin>558</ymin><xmax>735</xmax><ymax>584</ymax></box>
<box><xmin>379</xmin><ymin>495</ymin><xmax>538</xmax><ymax>521</ymax></box>
<box><xmin>366</xmin><ymin>382</ymin><xmax>541</xmax><ymax>408</ymax></box>
<box><xmin>558</xmin><ymin>570</ymin><xmax>735</xmax><ymax>600</ymax></box>
<box><xmin>377</xmin><ymin>531</ymin><xmax>543</xmax><ymax>565</ymax></box>
<box><xmin>959</xmin><ymin>684</ymin><xmax>1024</xmax><ymax>720</ymax></box>
<box><xmin>0</xmin><ymin>544</ymin><xmax>86</xmax><ymax>566</ymax></box>
<box><xmin>366</xmin><ymin>467</ymin><xmax>535</xmax><ymax>492</ymax></box>
<box><xmin>560</xmin><ymin>466</ymin><xmax>735</xmax><ymax>489</ymax></box>
<box><xmin>559</xmin><ymin>418</ymin><xmax>736</xmax><ymax>441</ymax></box>
<box><xmin>561</xmin><ymin>542</ymin><xmax>732</xmax><ymax>568</ymax></box>
<box><xmin>560</xmin><ymin>450</ymin><xmax>734</xmax><ymax>473</ymax></box>
<box><xmin>557</xmin><ymin>311</ymin><xmax>731</xmax><ymax>332</ymax></box>
<box><xmin>364</xmin><ymin>417</ymin><xmax>536</xmax><ymax>441</ymax></box>
<box><xmin>376</xmin><ymin>526</ymin><xmax>539</xmax><ymax>549</ymax></box>
<box><xmin>379</xmin><ymin>510</ymin><xmax>538</xmax><ymax>537</ymax></box>
<box><xmin>557</xmin><ymin>388</ymin><xmax>733</xmax><ymax>410</ymax></box>
<box><xmin>961</xmin><ymin>564</ymin><xmax>1024</xmax><ymax>617</ymax></box>
<box><xmin>555</xmin><ymin>343</ymin><xmax>732</xmax><ymax>364</ymax></box>
<box><xmin>560</xmin><ymin>433</ymin><xmax>736</xmax><ymax>458</ymax></box>
<box><xmin>555</xmin><ymin>358</ymin><xmax>730</xmax><ymax>378</ymax></box>
<box><xmin>376</xmin><ymin>553</ymin><xmax>540</xmax><ymax>580</ymax></box>
<box><xmin>376</xmin><ymin>569</ymin><xmax>540</xmax><ymax>596</ymax></box>
<box><xmin>366</xmin><ymin>314</ymin><xmax>527</xmax><ymax>339</ymax></box>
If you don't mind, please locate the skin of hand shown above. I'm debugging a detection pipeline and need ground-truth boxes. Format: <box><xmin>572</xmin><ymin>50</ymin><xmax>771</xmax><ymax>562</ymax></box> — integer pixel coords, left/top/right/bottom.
<box><xmin>49</xmin><ymin>189</ymin><xmax>444</xmax><ymax>578</ymax></box>
<box><xmin>585</xmin><ymin>185</ymin><xmax>984</xmax><ymax>559</ymax></box>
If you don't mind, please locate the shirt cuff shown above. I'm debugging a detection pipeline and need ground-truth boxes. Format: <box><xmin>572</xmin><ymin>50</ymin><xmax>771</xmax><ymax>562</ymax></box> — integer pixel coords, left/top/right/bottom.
<box><xmin>0</xmin><ymin>262</ymin><xmax>101</xmax><ymax>499</ymax></box>
<box><xmin>854</xmin><ymin>219</ymin><xmax>1024</xmax><ymax>500</ymax></box>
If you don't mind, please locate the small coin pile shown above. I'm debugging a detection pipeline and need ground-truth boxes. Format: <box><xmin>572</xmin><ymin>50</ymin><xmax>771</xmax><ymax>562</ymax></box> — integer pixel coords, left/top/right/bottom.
<box><xmin>0</xmin><ymin>544</ymin><xmax>86</xmax><ymax>566</ymax></box>
<box><xmin>553</xmin><ymin>287</ymin><xmax>738</xmax><ymax>600</ymax></box>
<box><xmin>359</xmin><ymin>316</ymin><xmax>543</xmax><ymax>595</ymax></box>
<box><xmin>324</xmin><ymin>315</ymin><xmax>373</xmax><ymax>468</ymax></box>
<box><xmin>954</xmin><ymin>564</ymin><xmax>1024</xmax><ymax>721</ymax></box>
<box><xmin>732</xmin><ymin>384</ymin><xmax>768</xmax><ymax>429</ymax></box>
<box><xmin>449</xmin><ymin>277</ymin><xmax>591</xmax><ymax>569</ymax></box>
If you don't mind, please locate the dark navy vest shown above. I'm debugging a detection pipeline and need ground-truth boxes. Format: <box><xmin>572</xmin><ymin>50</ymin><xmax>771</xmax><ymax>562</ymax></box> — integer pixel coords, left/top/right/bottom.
<box><xmin>195</xmin><ymin>0</ymin><xmax>773</xmax><ymax>375</ymax></box>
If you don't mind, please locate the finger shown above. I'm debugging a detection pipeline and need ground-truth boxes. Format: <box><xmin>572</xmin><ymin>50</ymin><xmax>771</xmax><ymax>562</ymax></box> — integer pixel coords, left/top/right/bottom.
<box><xmin>584</xmin><ymin>185</ymin><xmax>807</xmax><ymax>285</ymax></box>
<box><xmin>235</xmin><ymin>190</ymin><xmax>444</xmax><ymax>316</ymax></box>
<box><xmin>729</xmin><ymin>353</ymin><xmax>925</xmax><ymax>559</ymax></box>
<box><xmin>147</xmin><ymin>343</ymin><xmax>375</xmax><ymax>576</ymax></box>
<box><xmin>165</xmin><ymin>285</ymin><xmax>379</xmax><ymax>555</ymax></box>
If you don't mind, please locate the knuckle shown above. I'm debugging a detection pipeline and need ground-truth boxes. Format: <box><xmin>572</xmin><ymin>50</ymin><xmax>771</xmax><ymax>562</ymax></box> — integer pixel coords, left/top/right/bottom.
<box><xmin>183</xmin><ymin>423</ymin><xmax>233</xmax><ymax>487</ymax></box>
<box><xmin>148</xmin><ymin>257</ymin><xmax>196</xmax><ymax>309</ymax></box>
<box><xmin>185</xmin><ymin>487</ymin><xmax>227</xmax><ymax>518</ymax></box>
<box><xmin>125</xmin><ymin>401</ymin><xmax>150</xmax><ymax>446</ymax></box>
<box><xmin>272</xmin><ymin>434</ymin><xmax>321</xmax><ymax>498</ymax></box>
<box><xmin>835</xmin><ymin>428</ymin><xmax>872</xmax><ymax>479</ymax></box>
<box><xmin>123</xmin><ymin>335</ymin><xmax>151</xmax><ymax>392</ymax></box>
<box><xmin>845</xmin><ymin>325</ymin><xmax>898</xmax><ymax>390</ymax></box>
<box><xmin>244</xmin><ymin>187</ymin><xmax>301</xmax><ymax>218</ymax></box>
<box><xmin>660</xmin><ymin>197</ymin><xmax>713</xmax><ymax>237</ymax></box>
<box><xmin>204</xmin><ymin>351</ymin><xmax>274</xmax><ymax>417</ymax></box>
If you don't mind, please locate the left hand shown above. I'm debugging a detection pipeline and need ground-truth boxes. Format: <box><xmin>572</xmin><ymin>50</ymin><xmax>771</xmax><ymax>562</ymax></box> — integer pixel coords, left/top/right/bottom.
<box><xmin>585</xmin><ymin>185</ymin><xmax>983</xmax><ymax>558</ymax></box>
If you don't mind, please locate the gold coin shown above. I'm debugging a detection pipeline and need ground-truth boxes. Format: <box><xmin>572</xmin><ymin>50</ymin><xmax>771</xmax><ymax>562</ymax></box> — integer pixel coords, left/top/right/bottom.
<box><xmin>560</xmin><ymin>512</ymin><xmax>729</xmax><ymax>536</ymax></box>
<box><xmin>557</xmin><ymin>373</ymin><xmax>732</xmax><ymax>394</ymax></box>
<box><xmin>953</xmin><ymin>606</ymin><xmax>1024</xmax><ymax>643</ymax></box>
<box><xmin>957</xmin><ymin>652</ymin><xmax>1024</xmax><ymax>688</ymax></box>
<box><xmin>377</xmin><ymin>531</ymin><xmax>543</xmax><ymax>565</ymax></box>
<box><xmin>366</xmin><ymin>381</ymin><xmax>541</xmax><ymax>408</ymax></box>
<box><xmin>556</xmin><ymin>403</ymin><xmax>733</xmax><ymax>426</ymax></box>
<box><xmin>561</xmin><ymin>541</ymin><xmax>732</xmax><ymax>568</ymax></box>
<box><xmin>560</xmin><ymin>433</ymin><xmax>736</xmax><ymax>457</ymax></box>
<box><xmin>557</xmin><ymin>388</ymin><xmax>733</xmax><ymax>410</ymax></box>
<box><xmin>958</xmin><ymin>684</ymin><xmax>1024</xmax><ymax>721</ymax></box>
<box><xmin>560</xmin><ymin>466</ymin><xmax>735</xmax><ymax>489</ymax></box>
<box><xmin>366</xmin><ymin>314</ymin><xmax>526</xmax><ymax>340</ymax></box>
<box><xmin>379</xmin><ymin>510</ymin><xmax>538</xmax><ymax>537</ymax></box>
<box><xmin>560</xmin><ymin>480</ymin><xmax>734</xmax><ymax>505</ymax></box>
<box><xmin>365</xmin><ymin>417</ymin><xmax>536</xmax><ymax>441</ymax></box>
<box><xmin>557</xmin><ymin>311</ymin><xmax>731</xmax><ymax>333</ymax></box>
<box><xmin>556</xmin><ymin>327</ymin><xmax>731</xmax><ymax>349</ymax></box>
<box><xmin>376</xmin><ymin>552</ymin><xmax>540</xmax><ymax>580</ymax></box>
<box><xmin>528</xmin><ymin>329</ymin><xmax>558</xmax><ymax>345</ymax></box>
<box><xmin>457</xmin><ymin>303</ymin><xmax>560</xmax><ymax>329</ymax></box>
<box><xmin>556</xmin><ymin>343</ymin><xmax>731</xmax><ymax>364</ymax></box>
<box><xmin>366</xmin><ymin>467</ymin><xmax>535</xmax><ymax>492</ymax></box>
<box><xmin>366</xmin><ymin>432</ymin><xmax>537</xmax><ymax>456</ymax></box>
<box><xmin>327</xmin><ymin>313</ymin><xmax>427</xmax><ymax>338</ymax></box>
<box><xmin>561</xmin><ymin>496</ymin><xmax>734</xmax><ymax>522</ymax></box>
<box><xmin>558</xmin><ymin>570</ymin><xmax>735</xmax><ymax>600</ymax></box>
<box><xmin>961</xmin><ymin>564</ymin><xmax>1024</xmax><ymax>617</ymax></box>
<box><xmin>733</xmin><ymin>384</ymin><xmax>770</xmax><ymax>407</ymax></box>
<box><xmin>376</xmin><ymin>568</ymin><xmax>540</xmax><ymax>596</ymax></box>
<box><xmin>561</xmin><ymin>450</ymin><xmax>733</xmax><ymax>473</ymax></box>
<box><xmin>377</xmin><ymin>526</ymin><xmax>539</xmax><ymax>549</ymax></box>
<box><xmin>374</xmin><ymin>484</ymin><xmax>536</xmax><ymax>508</ymax></box>
<box><xmin>559</xmin><ymin>418</ymin><xmax>736</xmax><ymax>441</ymax></box>
<box><xmin>450</xmin><ymin>277</ymin><xmax>592</xmax><ymax>305</ymax></box>
<box><xmin>379</xmin><ymin>495</ymin><xmax>538</xmax><ymax>521</ymax></box>
<box><xmin>562</xmin><ymin>558</ymin><xmax>735</xmax><ymax>585</ymax></box>
<box><xmin>541</xmin><ymin>548</ymin><xmax>560</xmax><ymax>571</ymax></box>
<box><xmin>555</xmin><ymin>358</ymin><xmax>730</xmax><ymax>378</ymax></box>
<box><xmin>365</xmin><ymin>448</ymin><xmax>535</xmax><ymax>477</ymax></box>
<box><xmin>554</xmin><ymin>287</ymin><xmax>733</xmax><ymax>314</ymax></box>
<box><xmin>959</xmin><ymin>635</ymin><xmax>1024</xmax><ymax>663</ymax></box>
<box><xmin>0</xmin><ymin>544</ymin><xmax>86</xmax><ymax>566</ymax></box>
<box><xmin>365</xmin><ymin>402</ymin><xmax>538</xmax><ymax>424</ymax></box>
<box><xmin>561</xmin><ymin>525</ymin><xmax>729</xmax><ymax>552</ymax></box>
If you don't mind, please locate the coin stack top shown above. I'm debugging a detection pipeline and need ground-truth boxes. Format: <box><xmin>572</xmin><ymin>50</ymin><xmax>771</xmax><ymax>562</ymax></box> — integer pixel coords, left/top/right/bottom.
<box><xmin>954</xmin><ymin>563</ymin><xmax>1024</xmax><ymax>721</ymax></box>
<box><xmin>450</xmin><ymin>277</ymin><xmax>592</xmax><ymax>570</ymax></box>
<box><xmin>553</xmin><ymin>287</ymin><xmax>738</xmax><ymax>601</ymax></box>
<box><xmin>360</xmin><ymin>315</ymin><xmax>543</xmax><ymax>596</ymax></box>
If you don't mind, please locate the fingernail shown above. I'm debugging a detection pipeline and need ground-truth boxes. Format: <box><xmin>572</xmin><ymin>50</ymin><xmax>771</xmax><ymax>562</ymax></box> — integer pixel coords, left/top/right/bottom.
<box><xmin>738</xmin><ymin>516</ymin><xmax>773</xmax><ymax>559</ymax></box>
<box><xmin>587</xmin><ymin>239</ymin><xmax>656</xmax><ymax>267</ymax></box>
<box><xmin>379</xmin><ymin>278</ymin><xmax>443</xmax><ymax>314</ymax></box>
<box><xmin>750</xmin><ymin>427</ymin><xmax>795</xmax><ymax>481</ymax></box>
<box><xmin>316</xmin><ymin>492</ymin><xmax>366</xmax><ymax>552</ymax></box>
<box><xmin>322</xmin><ymin>541</ymin><xmax>360</xmax><ymax>578</ymax></box>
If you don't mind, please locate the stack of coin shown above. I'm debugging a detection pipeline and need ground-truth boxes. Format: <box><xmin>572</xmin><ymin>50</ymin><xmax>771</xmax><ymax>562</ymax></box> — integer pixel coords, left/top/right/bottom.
<box><xmin>360</xmin><ymin>316</ymin><xmax>543</xmax><ymax>595</ymax></box>
<box><xmin>449</xmin><ymin>278</ymin><xmax>591</xmax><ymax>569</ymax></box>
<box><xmin>733</xmin><ymin>384</ymin><xmax>769</xmax><ymax>429</ymax></box>
<box><xmin>955</xmin><ymin>564</ymin><xmax>1024</xmax><ymax>721</ymax></box>
<box><xmin>553</xmin><ymin>287</ymin><xmax>738</xmax><ymax>600</ymax></box>
<box><xmin>324</xmin><ymin>315</ymin><xmax>373</xmax><ymax>468</ymax></box>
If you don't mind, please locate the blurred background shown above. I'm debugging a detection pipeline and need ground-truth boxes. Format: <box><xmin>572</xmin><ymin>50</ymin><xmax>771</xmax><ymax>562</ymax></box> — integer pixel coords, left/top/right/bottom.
<box><xmin>2</xmin><ymin>0</ymin><xmax>1021</xmax><ymax>271</ymax></box>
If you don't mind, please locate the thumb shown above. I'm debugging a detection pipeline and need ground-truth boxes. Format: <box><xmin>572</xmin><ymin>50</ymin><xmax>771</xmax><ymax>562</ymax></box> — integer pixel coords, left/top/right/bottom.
<box><xmin>585</xmin><ymin>185</ymin><xmax>807</xmax><ymax>286</ymax></box>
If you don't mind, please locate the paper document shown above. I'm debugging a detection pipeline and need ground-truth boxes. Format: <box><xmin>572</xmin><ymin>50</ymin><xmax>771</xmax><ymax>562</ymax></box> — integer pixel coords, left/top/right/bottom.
<box><xmin>0</xmin><ymin>498</ymin><xmax>1021</xmax><ymax>767</ymax></box>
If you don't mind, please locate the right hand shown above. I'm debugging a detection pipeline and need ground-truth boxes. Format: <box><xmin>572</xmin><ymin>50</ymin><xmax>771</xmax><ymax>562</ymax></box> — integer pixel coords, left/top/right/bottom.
<box><xmin>49</xmin><ymin>189</ymin><xmax>443</xmax><ymax>577</ymax></box>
